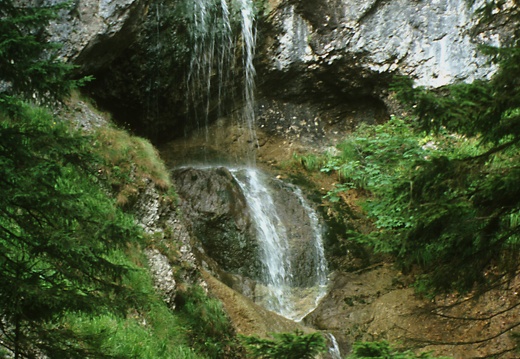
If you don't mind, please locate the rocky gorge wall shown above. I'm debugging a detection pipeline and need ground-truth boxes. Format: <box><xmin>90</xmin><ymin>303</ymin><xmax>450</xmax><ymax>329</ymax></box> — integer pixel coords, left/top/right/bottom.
<box><xmin>47</xmin><ymin>0</ymin><xmax>514</xmax><ymax>144</ymax></box>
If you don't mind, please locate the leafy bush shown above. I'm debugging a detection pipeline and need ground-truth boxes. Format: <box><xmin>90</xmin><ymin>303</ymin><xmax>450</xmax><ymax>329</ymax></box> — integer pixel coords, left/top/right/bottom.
<box><xmin>347</xmin><ymin>341</ymin><xmax>450</xmax><ymax>359</ymax></box>
<box><xmin>177</xmin><ymin>286</ymin><xmax>240</xmax><ymax>358</ymax></box>
<box><xmin>317</xmin><ymin>110</ymin><xmax>520</xmax><ymax>294</ymax></box>
<box><xmin>241</xmin><ymin>330</ymin><xmax>326</xmax><ymax>359</ymax></box>
<box><xmin>309</xmin><ymin>10</ymin><xmax>520</xmax><ymax>297</ymax></box>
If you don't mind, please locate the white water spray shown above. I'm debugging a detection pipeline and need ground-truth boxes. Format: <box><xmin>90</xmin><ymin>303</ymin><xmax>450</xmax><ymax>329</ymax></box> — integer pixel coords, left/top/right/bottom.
<box><xmin>232</xmin><ymin>168</ymin><xmax>328</xmax><ymax>321</ymax></box>
<box><xmin>292</xmin><ymin>186</ymin><xmax>328</xmax><ymax>309</ymax></box>
<box><xmin>186</xmin><ymin>0</ymin><xmax>257</xmax><ymax>160</ymax></box>
<box><xmin>327</xmin><ymin>333</ymin><xmax>342</xmax><ymax>359</ymax></box>
<box><xmin>232</xmin><ymin>168</ymin><xmax>294</xmax><ymax>317</ymax></box>
<box><xmin>238</xmin><ymin>0</ymin><xmax>257</xmax><ymax>135</ymax></box>
<box><xmin>187</xmin><ymin>0</ymin><xmax>235</xmax><ymax>133</ymax></box>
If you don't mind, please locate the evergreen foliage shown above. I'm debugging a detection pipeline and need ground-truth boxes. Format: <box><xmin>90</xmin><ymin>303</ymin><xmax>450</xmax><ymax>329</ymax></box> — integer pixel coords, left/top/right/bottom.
<box><xmin>64</xmin><ymin>250</ymin><xmax>204</xmax><ymax>359</ymax></box>
<box><xmin>0</xmin><ymin>103</ymin><xmax>143</xmax><ymax>357</ymax></box>
<box><xmin>383</xmin><ymin>31</ymin><xmax>520</xmax><ymax>293</ymax></box>
<box><xmin>0</xmin><ymin>0</ymin><xmax>83</xmax><ymax>108</ymax></box>
<box><xmin>0</xmin><ymin>2</ymin><xmax>218</xmax><ymax>358</ymax></box>
<box><xmin>295</xmin><ymin>4</ymin><xmax>520</xmax><ymax>297</ymax></box>
<box><xmin>241</xmin><ymin>330</ymin><xmax>326</xmax><ymax>359</ymax></box>
<box><xmin>347</xmin><ymin>341</ymin><xmax>450</xmax><ymax>359</ymax></box>
<box><xmin>0</xmin><ymin>104</ymin><xmax>215</xmax><ymax>358</ymax></box>
<box><xmin>289</xmin><ymin>20</ymin><xmax>520</xmax><ymax>359</ymax></box>
<box><xmin>177</xmin><ymin>286</ymin><xmax>240</xmax><ymax>358</ymax></box>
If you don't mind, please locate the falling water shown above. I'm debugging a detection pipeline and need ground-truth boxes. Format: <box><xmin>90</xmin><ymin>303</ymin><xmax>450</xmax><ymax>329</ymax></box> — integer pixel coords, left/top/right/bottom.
<box><xmin>238</xmin><ymin>0</ymin><xmax>257</xmax><ymax>141</ymax></box>
<box><xmin>184</xmin><ymin>0</ymin><xmax>328</xmax><ymax>322</ymax></box>
<box><xmin>232</xmin><ymin>168</ymin><xmax>294</xmax><ymax>317</ymax></box>
<box><xmin>232</xmin><ymin>168</ymin><xmax>328</xmax><ymax>321</ymax></box>
<box><xmin>327</xmin><ymin>333</ymin><xmax>342</xmax><ymax>359</ymax></box>
<box><xmin>186</xmin><ymin>0</ymin><xmax>257</xmax><ymax>160</ymax></box>
<box><xmin>292</xmin><ymin>186</ymin><xmax>328</xmax><ymax>307</ymax></box>
<box><xmin>186</xmin><ymin>0</ymin><xmax>234</xmax><ymax>133</ymax></box>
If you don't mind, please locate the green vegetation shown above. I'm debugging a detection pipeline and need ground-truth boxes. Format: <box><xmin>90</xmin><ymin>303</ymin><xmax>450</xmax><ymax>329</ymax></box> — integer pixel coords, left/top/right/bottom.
<box><xmin>347</xmin><ymin>341</ymin><xmax>450</xmax><ymax>359</ymax></box>
<box><xmin>296</xmin><ymin>20</ymin><xmax>520</xmax><ymax>297</ymax></box>
<box><xmin>0</xmin><ymin>103</ymin><xmax>140</xmax><ymax>358</ymax></box>
<box><xmin>294</xmin><ymin>5</ymin><xmax>520</xmax><ymax>356</ymax></box>
<box><xmin>240</xmin><ymin>330</ymin><xmax>326</xmax><ymax>359</ymax></box>
<box><xmin>177</xmin><ymin>286</ymin><xmax>240</xmax><ymax>358</ymax></box>
<box><xmin>93</xmin><ymin>124</ymin><xmax>174</xmax><ymax>206</ymax></box>
<box><xmin>0</xmin><ymin>0</ymin><xmax>239</xmax><ymax>357</ymax></box>
<box><xmin>0</xmin><ymin>71</ymin><xmax>227</xmax><ymax>359</ymax></box>
<box><xmin>0</xmin><ymin>0</ymin><xmax>90</xmax><ymax>109</ymax></box>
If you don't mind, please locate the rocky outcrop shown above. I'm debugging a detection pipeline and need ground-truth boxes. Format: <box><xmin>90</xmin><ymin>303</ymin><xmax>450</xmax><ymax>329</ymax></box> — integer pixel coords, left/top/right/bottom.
<box><xmin>261</xmin><ymin>0</ymin><xmax>506</xmax><ymax>89</ymax></box>
<box><xmin>131</xmin><ymin>177</ymin><xmax>198</xmax><ymax>283</ymax></box>
<box><xmin>172</xmin><ymin>167</ymin><xmax>261</xmax><ymax>278</ymax></box>
<box><xmin>47</xmin><ymin>0</ymin><xmax>148</xmax><ymax>74</ymax></box>
<box><xmin>57</xmin><ymin>0</ymin><xmax>516</xmax><ymax>143</ymax></box>
<box><xmin>145</xmin><ymin>248</ymin><xmax>177</xmax><ymax>307</ymax></box>
<box><xmin>171</xmin><ymin>166</ymin><xmax>329</xmax><ymax>315</ymax></box>
<box><xmin>252</xmin><ymin>0</ymin><xmax>515</xmax><ymax>146</ymax></box>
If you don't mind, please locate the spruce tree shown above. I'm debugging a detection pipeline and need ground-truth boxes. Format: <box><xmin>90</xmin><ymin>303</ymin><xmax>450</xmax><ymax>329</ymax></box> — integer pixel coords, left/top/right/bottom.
<box><xmin>0</xmin><ymin>0</ymin><xmax>77</xmax><ymax>108</ymax></box>
<box><xmin>0</xmin><ymin>1</ymin><xmax>144</xmax><ymax>357</ymax></box>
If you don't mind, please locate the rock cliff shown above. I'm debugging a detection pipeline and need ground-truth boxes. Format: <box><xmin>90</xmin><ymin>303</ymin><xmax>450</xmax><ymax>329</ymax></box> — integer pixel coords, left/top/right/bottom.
<box><xmin>53</xmin><ymin>0</ymin><xmax>515</xmax><ymax>143</ymax></box>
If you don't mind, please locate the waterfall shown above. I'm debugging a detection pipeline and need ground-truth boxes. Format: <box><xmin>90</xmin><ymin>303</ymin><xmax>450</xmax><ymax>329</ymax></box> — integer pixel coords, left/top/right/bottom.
<box><xmin>231</xmin><ymin>168</ymin><xmax>328</xmax><ymax>321</ymax></box>
<box><xmin>327</xmin><ymin>333</ymin><xmax>342</xmax><ymax>359</ymax></box>
<box><xmin>292</xmin><ymin>186</ymin><xmax>328</xmax><ymax>307</ymax></box>
<box><xmin>238</xmin><ymin>0</ymin><xmax>257</xmax><ymax>146</ymax></box>
<box><xmin>186</xmin><ymin>0</ymin><xmax>234</xmax><ymax>133</ymax></box>
<box><xmin>183</xmin><ymin>0</ymin><xmax>329</xmax><ymax>322</ymax></box>
<box><xmin>232</xmin><ymin>168</ymin><xmax>294</xmax><ymax>317</ymax></box>
<box><xmin>186</xmin><ymin>0</ymin><xmax>257</xmax><ymax>160</ymax></box>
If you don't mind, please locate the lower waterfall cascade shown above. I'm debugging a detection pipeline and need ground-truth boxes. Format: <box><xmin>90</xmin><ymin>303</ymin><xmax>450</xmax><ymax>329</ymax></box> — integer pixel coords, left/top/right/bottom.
<box><xmin>231</xmin><ymin>167</ymin><xmax>329</xmax><ymax>321</ymax></box>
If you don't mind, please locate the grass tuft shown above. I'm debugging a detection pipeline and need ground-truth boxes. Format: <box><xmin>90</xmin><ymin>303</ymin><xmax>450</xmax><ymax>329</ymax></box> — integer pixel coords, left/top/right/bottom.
<box><xmin>92</xmin><ymin>126</ymin><xmax>175</xmax><ymax>206</ymax></box>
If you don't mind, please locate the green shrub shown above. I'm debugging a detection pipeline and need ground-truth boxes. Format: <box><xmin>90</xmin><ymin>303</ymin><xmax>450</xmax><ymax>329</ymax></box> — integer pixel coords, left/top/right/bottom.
<box><xmin>347</xmin><ymin>341</ymin><xmax>450</xmax><ymax>359</ymax></box>
<box><xmin>241</xmin><ymin>330</ymin><xmax>326</xmax><ymax>359</ymax></box>
<box><xmin>177</xmin><ymin>286</ymin><xmax>240</xmax><ymax>358</ymax></box>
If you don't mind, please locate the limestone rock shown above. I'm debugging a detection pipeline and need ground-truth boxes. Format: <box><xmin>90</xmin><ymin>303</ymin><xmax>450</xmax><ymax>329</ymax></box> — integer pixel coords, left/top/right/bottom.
<box><xmin>172</xmin><ymin>167</ymin><xmax>262</xmax><ymax>278</ymax></box>
<box><xmin>145</xmin><ymin>248</ymin><xmax>177</xmax><ymax>307</ymax></box>
<box><xmin>43</xmin><ymin>0</ymin><xmax>518</xmax><ymax>142</ymax></box>
<box><xmin>46</xmin><ymin>0</ymin><xmax>147</xmax><ymax>73</ymax></box>
<box><xmin>262</xmin><ymin>0</ymin><xmax>506</xmax><ymax>89</ymax></box>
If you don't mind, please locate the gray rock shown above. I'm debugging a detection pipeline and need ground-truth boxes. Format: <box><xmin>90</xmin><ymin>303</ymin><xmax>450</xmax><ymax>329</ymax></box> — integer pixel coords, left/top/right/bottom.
<box><xmin>45</xmin><ymin>0</ymin><xmax>147</xmax><ymax>73</ymax></box>
<box><xmin>44</xmin><ymin>0</ymin><xmax>516</xmax><ymax>142</ymax></box>
<box><xmin>172</xmin><ymin>167</ymin><xmax>262</xmax><ymax>278</ymax></box>
<box><xmin>263</xmin><ymin>0</ymin><xmax>505</xmax><ymax>88</ymax></box>
<box><xmin>145</xmin><ymin>248</ymin><xmax>177</xmax><ymax>307</ymax></box>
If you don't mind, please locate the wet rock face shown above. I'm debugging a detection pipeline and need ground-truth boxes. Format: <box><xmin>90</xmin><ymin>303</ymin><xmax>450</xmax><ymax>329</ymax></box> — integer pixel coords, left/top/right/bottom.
<box><xmin>42</xmin><ymin>0</ymin><xmax>188</xmax><ymax>142</ymax></box>
<box><xmin>55</xmin><ymin>0</ymin><xmax>514</xmax><ymax>143</ymax></box>
<box><xmin>46</xmin><ymin>0</ymin><xmax>147</xmax><ymax>74</ymax></box>
<box><xmin>171</xmin><ymin>166</ymin><xmax>328</xmax><ymax>290</ymax></box>
<box><xmin>260</xmin><ymin>0</ymin><xmax>504</xmax><ymax>92</ymax></box>
<box><xmin>172</xmin><ymin>167</ymin><xmax>262</xmax><ymax>278</ymax></box>
<box><xmin>264</xmin><ymin>178</ymin><xmax>325</xmax><ymax>288</ymax></box>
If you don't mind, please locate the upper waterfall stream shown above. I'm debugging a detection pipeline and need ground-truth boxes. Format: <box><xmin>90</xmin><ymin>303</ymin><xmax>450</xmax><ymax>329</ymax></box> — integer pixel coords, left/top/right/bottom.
<box><xmin>186</xmin><ymin>0</ymin><xmax>257</xmax><ymax>162</ymax></box>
